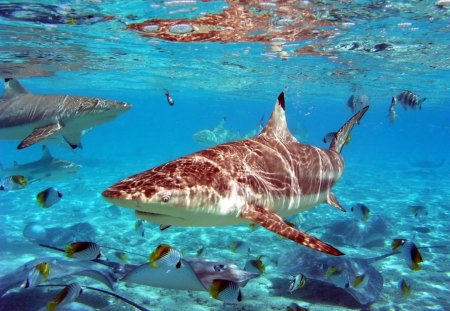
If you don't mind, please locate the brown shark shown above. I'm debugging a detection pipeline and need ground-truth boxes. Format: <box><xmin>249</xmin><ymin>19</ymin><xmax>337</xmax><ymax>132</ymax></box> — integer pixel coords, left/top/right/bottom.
<box><xmin>103</xmin><ymin>93</ymin><xmax>369</xmax><ymax>256</ymax></box>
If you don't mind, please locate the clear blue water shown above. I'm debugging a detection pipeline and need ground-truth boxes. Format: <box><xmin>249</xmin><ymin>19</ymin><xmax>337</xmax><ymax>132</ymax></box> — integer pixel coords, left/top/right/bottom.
<box><xmin>0</xmin><ymin>1</ymin><xmax>449</xmax><ymax>310</ymax></box>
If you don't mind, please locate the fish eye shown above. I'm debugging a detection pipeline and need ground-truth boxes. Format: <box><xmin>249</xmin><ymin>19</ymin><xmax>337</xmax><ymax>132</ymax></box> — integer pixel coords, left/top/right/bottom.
<box><xmin>160</xmin><ymin>194</ymin><xmax>171</xmax><ymax>203</ymax></box>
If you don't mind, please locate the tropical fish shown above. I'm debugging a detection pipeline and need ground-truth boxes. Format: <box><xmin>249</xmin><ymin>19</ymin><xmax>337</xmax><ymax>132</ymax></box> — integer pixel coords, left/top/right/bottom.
<box><xmin>391</xmin><ymin>238</ymin><xmax>407</xmax><ymax>251</ymax></box>
<box><xmin>351</xmin><ymin>203</ymin><xmax>370</xmax><ymax>221</ymax></box>
<box><xmin>47</xmin><ymin>282</ymin><xmax>83</xmax><ymax>311</ymax></box>
<box><xmin>164</xmin><ymin>88</ymin><xmax>175</xmax><ymax>106</ymax></box>
<box><xmin>209</xmin><ymin>279</ymin><xmax>242</xmax><ymax>303</ymax></box>
<box><xmin>286</xmin><ymin>302</ymin><xmax>309</xmax><ymax>311</ymax></box>
<box><xmin>399</xmin><ymin>279</ymin><xmax>412</xmax><ymax>298</ymax></box>
<box><xmin>149</xmin><ymin>244</ymin><xmax>182</xmax><ymax>269</ymax></box>
<box><xmin>351</xmin><ymin>274</ymin><xmax>367</xmax><ymax>288</ymax></box>
<box><xmin>347</xmin><ymin>94</ymin><xmax>369</xmax><ymax>114</ymax></box>
<box><xmin>66</xmin><ymin>242</ymin><xmax>102</xmax><ymax>260</ymax></box>
<box><xmin>36</xmin><ymin>187</ymin><xmax>63</xmax><ymax>208</ymax></box>
<box><xmin>113</xmin><ymin>251</ymin><xmax>129</xmax><ymax>263</ymax></box>
<box><xmin>401</xmin><ymin>240</ymin><xmax>423</xmax><ymax>271</ymax></box>
<box><xmin>388</xmin><ymin>97</ymin><xmax>397</xmax><ymax>122</ymax></box>
<box><xmin>288</xmin><ymin>273</ymin><xmax>306</xmax><ymax>293</ymax></box>
<box><xmin>195</xmin><ymin>246</ymin><xmax>205</xmax><ymax>257</ymax></box>
<box><xmin>23</xmin><ymin>262</ymin><xmax>51</xmax><ymax>288</ymax></box>
<box><xmin>135</xmin><ymin>220</ymin><xmax>145</xmax><ymax>237</ymax></box>
<box><xmin>393</xmin><ymin>91</ymin><xmax>426</xmax><ymax>110</ymax></box>
<box><xmin>0</xmin><ymin>145</ymin><xmax>81</xmax><ymax>181</ymax></box>
<box><xmin>0</xmin><ymin>78</ymin><xmax>131</xmax><ymax>149</ymax></box>
<box><xmin>244</xmin><ymin>256</ymin><xmax>265</xmax><ymax>275</ymax></box>
<box><xmin>409</xmin><ymin>205</ymin><xmax>428</xmax><ymax>217</ymax></box>
<box><xmin>0</xmin><ymin>175</ymin><xmax>28</xmax><ymax>191</ymax></box>
<box><xmin>103</xmin><ymin>93</ymin><xmax>369</xmax><ymax>256</ymax></box>
<box><xmin>229</xmin><ymin>241</ymin><xmax>245</xmax><ymax>253</ymax></box>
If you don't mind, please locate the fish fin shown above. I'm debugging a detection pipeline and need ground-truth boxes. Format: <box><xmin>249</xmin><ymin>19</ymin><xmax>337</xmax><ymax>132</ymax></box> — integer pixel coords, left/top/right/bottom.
<box><xmin>241</xmin><ymin>203</ymin><xmax>344</xmax><ymax>256</ymax></box>
<box><xmin>160</xmin><ymin>224</ymin><xmax>171</xmax><ymax>231</ymax></box>
<box><xmin>326</xmin><ymin>192</ymin><xmax>346</xmax><ymax>212</ymax></box>
<box><xmin>18</xmin><ymin>123</ymin><xmax>62</xmax><ymax>149</ymax></box>
<box><xmin>329</xmin><ymin>105</ymin><xmax>369</xmax><ymax>153</ymax></box>
<box><xmin>41</xmin><ymin>145</ymin><xmax>52</xmax><ymax>159</ymax></box>
<box><xmin>63</xmin><ymin>131</ymin><xmax>82</xmax><ymax>149</ymax></box>
<box><xmin>4</xmin><ymin>78</ymin><xmax>29</xmax><ymax>98</ymax></box>
<box><xmin>259</xmin><ymin>92</ymin><xmax>293</xmax><ymax>141</ymax></box>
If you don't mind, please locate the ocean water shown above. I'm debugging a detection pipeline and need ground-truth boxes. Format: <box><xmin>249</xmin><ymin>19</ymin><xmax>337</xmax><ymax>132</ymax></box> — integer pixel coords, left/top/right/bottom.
<box><xmin>0</xmin><ymin>1</ymin><xmax>449</xmax><ymax>310</ymax></box>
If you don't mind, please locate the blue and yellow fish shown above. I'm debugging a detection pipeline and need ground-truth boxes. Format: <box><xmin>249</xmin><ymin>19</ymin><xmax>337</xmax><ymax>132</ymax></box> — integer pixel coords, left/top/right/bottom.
<box><xmin>0</xmin><ymin>175</ymin><xmax>28</xmax><ymax>191</ymax></box>
<box><xmin>149</xmin><ymin>244</ymin><xmax>182</xmax><ymax>269</ymax></box>
<box><xmin>66</xmin><ymin>241</ymin><xmax>101</xmax><ymax>260</ymax></box>
<box><xmin>36</xmin><ymin>187</ymin><xmax>62</xmax><ymax>208</ymax></box>
<box><xmin>47</xmin><ymin>282</ymin><xmax>83</xmax><ymax>311</ymax></box>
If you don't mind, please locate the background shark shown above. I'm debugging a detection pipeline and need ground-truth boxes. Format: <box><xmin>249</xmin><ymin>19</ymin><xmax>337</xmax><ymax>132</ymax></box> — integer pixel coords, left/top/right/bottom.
<box><xmin>103</xmin><ymin>93</ymin><xmax>369</xmax><ymax>256</ymax></box>
<box><xmin>0</xmin><ymin>78</ymin><xmax>131</xmax><ymax>149</ymax></box>
<box><xmin>0</xmin><ymin>145</ymin><xmax>80</xmax><ymax>181</ymax></box>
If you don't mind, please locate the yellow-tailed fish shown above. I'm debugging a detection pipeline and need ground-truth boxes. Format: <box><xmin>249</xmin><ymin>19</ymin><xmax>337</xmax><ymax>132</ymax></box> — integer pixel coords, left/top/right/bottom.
<box><xmin>209</xmin><ymin>279</ymin><xmax>242</xmax><ymax>303</ymax></box>
<box><xmin>47</xmin><ymin>282</ymin><xmax>83</xmax><ymax>311</ymax></box>
<box><xmin>244</xmin><ymin>256</ymin><xmax>265</xmax><ymax>275</ymax></box>
<box><xmin>23</xmin><ymin>262</ymin><xmax>51</xmax><ymax>288</ymax></box>
<box><xmin>399</xmin><ymin>279</ymin><xmax>412</xmax><ymax>298</ymax></box>
<box><xmin>392</xmin><ymin>238</ymin><xmax>407</xmax><ymax>250</ymax></box>
<box><xmin>325</xmin><ymin>266</ymin><xmax>342</xmax><ymax>279</ymax></box>
<box><xmin>0</xmin><ymin>175</ymin><xmax>28</xmax><ymax>191</ymax></box>
<box><xmin>288</xmin><ymin>273</ymin><xmax>306</xmax><ymax>293</ymax></box>
<box><xmin>36</xmin><ymin>187</ymin><xmax>63</xmax><ymax>208</ymax></box>
<box><xmin>401</xmin><ymin>240</ymin><xmax>423</xmax><ymax>271</ymax></box>
<box><xmin>135</xmin><ymin>219</ymin><xmax>145</xmax><ymax>237</ymax></box>
<box><xmin>286</xmin><ymin>302</ymin><xmax>309</xmax><ymax>311</ymax></box>
<box><xmin>66</xmin><ymin>242</ymin><xmax>101</xmax><ymax>260</ymax></box>
<box><xmin>350</xmin><ymin>203</ymin><xmax>370</xmax><ymax>221</ymax></box>
<box><xmin>114</xmin><ymin>251</ymin><xmax>128</xmax><ymax>263</ymax></box>
<box><xmin>149</xmin><ymin>244</ymin><xmax>182</xmax><ymax>269</ymax></box>
<box><xmin>352</xmin><ymin>274</ymin><xmax>366</xmax><ymax>288</ymax></box>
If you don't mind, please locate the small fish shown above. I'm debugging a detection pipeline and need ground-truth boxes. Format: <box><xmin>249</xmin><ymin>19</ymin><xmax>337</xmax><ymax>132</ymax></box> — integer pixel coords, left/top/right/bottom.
<box><xmin>409</xmin><ymin>205</ymin><xmax>428</xmax><ymax>217</ymax></box>
<box><xmin>114</xmin><ymin>251</ymin><xmax>128</xmax><ymax>263</ymax></box>
<box><xmin>229</xmin><ymin>240</ymin><xmax>244</xmax><ymax>252</ymax></box>
<box><xmin>399</xmin><ymin>279</ymin><xmax>412</xmax><ymax>298</ymax></box>
<box><xmin>347</xmin><ymin>94</ymin><xmax>369</xmax><ymax>114</ymax></box>
<box><xmin>47</xmin><ymin>282</ymin><xmax>83</xmax><ymax>311</ymax></box>
<box><xmin>388</xmin><ymin>97</ymin><xmax>397</xmax><ymax>122</ymax></box>
<box><xmin>244</xmin><ymin>256</ymin><xmax>265</xmax><ymax>275</ymax></box>
<box><xmin>135</xmin><ymin>219</ymin><xmax>145</xmax><ymax>237</ymax></box>
<box><xmin>401</xmin><ymin>240</ymin><xmax>423</xmax><ymax>271</ymax></box>
<box><xmin>288</xmin><ymin>273</ymin><xmax>306</xmax><ymax>293</ymax></box>
<box><xmin>0</xmin><ymin>175</ymin><xmax>28</xmax><ymax>191</ymax></box>
<box><xmin>325</xmin><ymin>265</ymin><xmax>342</xmax><ymax>279</ymax></box>
<box><xmin>351</xmin><ymin>203</ymin><xmax>370</xmax><ymax>221</ymax></box>
<box><xmin>286</xmin><ymin>302</ymin><xmax>309</xmax><ymax>311</ymax></box>
<box><xmin>322</xmin><ymin>132</ymin><xmax>350</xmax><ymax>145</ymax></box>
<box><xmin>196</xmin><ymin>246</ymin><xmax>205</xmax><ymax>257</ymax></box>
<box><xmin>36</xmin><ymin>187</ymin><xmax>62</xmax><ymax>208</ymax></box>
<box><xmin>352</xmin><ymin>274</ymin><xmax>366</xmax><ymax>288</ymax></box>
<box><xmin>209</xmin><ymin>279</ymin><xmax>243</xmax><ymax>303</ymax></box>
<box><xmin>149</xmin><ymin>244</ymin><xmax>182</xmax><ymax>269</ymax></box>
<box><xmin>394</xmin><ymin>91</ymin><xmax>426</xmax><ymax>110</ymax></box>
<box><xmin>23</xmin><ymin>262</ymin><xmax>51</xmax><ymax>288</ymax></box>
<box><xmin>164</xmin><ymin>88</ymin><xmax>175</xmax><ymax>106</ymax></box>
<box><xmin>66</xmin><ymin>242</ymin><xmax>101</xmax><ymax>260</ymax></box>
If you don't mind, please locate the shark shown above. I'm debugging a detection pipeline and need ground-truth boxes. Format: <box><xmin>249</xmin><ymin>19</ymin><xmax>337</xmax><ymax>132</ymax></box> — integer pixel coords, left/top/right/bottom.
<box><xmin>0</xmin><ymin>145</ymin><xmax>81</xmax><ymax>181</ymax></box>
<box><xmin>0</xmin><ymin>78</ymin><xmax>131</xmax><ymax>149</ymax></box>
<box><xmin>102</xmin><ymin>93</ymin><xmax>369</xmax><ymax>256</ymax></box>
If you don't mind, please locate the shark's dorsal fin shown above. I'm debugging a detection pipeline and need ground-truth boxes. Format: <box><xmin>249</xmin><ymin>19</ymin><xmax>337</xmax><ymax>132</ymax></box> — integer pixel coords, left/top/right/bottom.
<box><xmin>41</xmin><ymin>145</ymin><xmax>52</xmax><ymax>159</ymax></box>
<box><xmin>259</xmin><ymin>92</ymin><xmax>292</xmax><ymax>141</ymax></box>
<box><xmin>4</xmin><ymin>78</ymin><xmax>29</xmax><ymax>98</ymax></box>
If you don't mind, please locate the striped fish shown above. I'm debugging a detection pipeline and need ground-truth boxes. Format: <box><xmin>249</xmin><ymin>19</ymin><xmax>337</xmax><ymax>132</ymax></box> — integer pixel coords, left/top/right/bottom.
<box><xmin>149</xmin><ymin>244</ymin><xmax>182</xmax><ymax>269</ymax></box>
<box><xmin>0</xmin><ymin>175</ymin><xmax>28</xmax><ymax>191</ymax></box>
<box><xmin>47</xmin><ymin>282</ymin><xmax>83</xmax><ymax>311</ymax></box>
<box><xmin>209</xmin><ymin>279</ymin><xmax>242</xmax><ymax>303</ymax></box>
<box><xmin>66</xmin><ymin>241</ymin><xmax>101</xmax><ymax>260</ymax></box>
<box><xmin>394</xmin><ymin>91</ymin><xmax>426</xmax><ymax>110</ymax></box>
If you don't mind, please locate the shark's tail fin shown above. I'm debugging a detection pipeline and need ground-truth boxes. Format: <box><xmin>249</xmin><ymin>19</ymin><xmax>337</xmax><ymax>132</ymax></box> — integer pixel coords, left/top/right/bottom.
<box><xmin>329</xmin><ymin>106</ymin><xmax>369</xmax><ymax>153</ymax></box>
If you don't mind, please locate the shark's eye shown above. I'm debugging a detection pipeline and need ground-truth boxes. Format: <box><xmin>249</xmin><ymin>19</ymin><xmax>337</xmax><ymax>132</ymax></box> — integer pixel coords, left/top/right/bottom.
<box><xmin>160</xmin><ymin>194</ymin><xmax>171</xmax><ymax>203</ymax></box>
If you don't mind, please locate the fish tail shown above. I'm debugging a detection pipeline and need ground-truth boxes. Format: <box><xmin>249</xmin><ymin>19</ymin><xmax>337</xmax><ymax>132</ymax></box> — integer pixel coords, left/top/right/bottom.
<box><xmin>329</xmin><ymin>105</ymin><xmax>369</xmax><ymax>153</ymax></box>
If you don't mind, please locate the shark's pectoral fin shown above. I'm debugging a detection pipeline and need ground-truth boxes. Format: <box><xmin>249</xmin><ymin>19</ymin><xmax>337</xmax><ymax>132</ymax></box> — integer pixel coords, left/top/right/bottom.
<box><xmin>63</xmin><ymin>131</ymin><xmax>83</xmax><ymax>149</ymax></box>
<box><xmin>160</xmin><ymin>224</ymin><xmax>171</xmax><ymax>231</ymax></box>
<box><xmin>18</xmin><ymin>123</ymin><xmax>62</xmax><ymax>149</ymax></box>
<box><xmin>241</xmin><ymin>204</ymin><xmax>344</xmax><ymax>256</ymax></box>
<box><xmin>327</xmin><ymin>192</ymin><xmax>346</xmax><ymax>212</ymax></box>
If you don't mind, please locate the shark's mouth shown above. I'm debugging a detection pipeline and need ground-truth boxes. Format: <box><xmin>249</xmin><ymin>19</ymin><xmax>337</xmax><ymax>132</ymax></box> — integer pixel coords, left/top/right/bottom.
<box><xmin>135</xmin><ymin>210</ymin><xmax>185</xmax><ymax>223</ymax></box>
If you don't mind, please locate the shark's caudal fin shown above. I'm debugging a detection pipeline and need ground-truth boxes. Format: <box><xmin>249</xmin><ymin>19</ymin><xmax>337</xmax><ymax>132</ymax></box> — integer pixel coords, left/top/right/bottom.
<box><xmin>259</xmin><ymin>92</ymin><xmax>293</xmax><ymax>141</ymax></box>
<box><xmin>4</xmin><ymin>78</ymin><xmax>29</xmax><ymax>98</ymax></box>
<box><xmin>329</xmin><ymin>105</ymin><xmax>369</xmax><ymax>153</ymax></box>
<box><xmin>241</xmin><ymin>204</ymin><xmax>344</xmax><ymax>256</ymax></box>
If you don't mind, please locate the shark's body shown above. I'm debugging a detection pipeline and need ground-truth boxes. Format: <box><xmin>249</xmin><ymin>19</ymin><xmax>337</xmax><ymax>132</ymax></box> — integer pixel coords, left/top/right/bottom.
<box><xmin>0</xmin><ymin>78</ymin><xmax>131</xmax><ymax>149</ymax></box>
<box><xmin>103</xmin><ymin>93</ymin><xmax>369</xmax><ymax>256</ymax></box>
<box><xmin>0</xmin><ymin>145</ymin><xmax>80</xmax><ymax>181</ymax></box>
